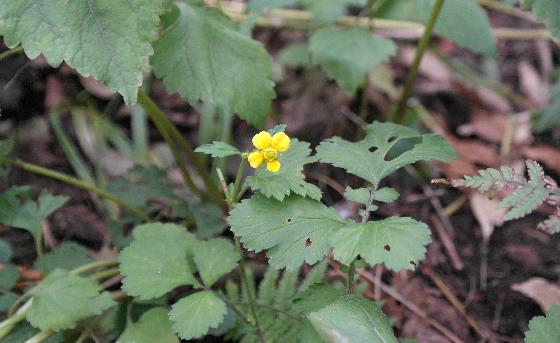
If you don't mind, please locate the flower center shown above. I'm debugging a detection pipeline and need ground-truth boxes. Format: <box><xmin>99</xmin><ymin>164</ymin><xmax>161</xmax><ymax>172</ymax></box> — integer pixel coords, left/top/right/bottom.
<box><xmin>263</xmin><ymin>148</ymin><xmax>278</xmax><ymax>162</ymax></box>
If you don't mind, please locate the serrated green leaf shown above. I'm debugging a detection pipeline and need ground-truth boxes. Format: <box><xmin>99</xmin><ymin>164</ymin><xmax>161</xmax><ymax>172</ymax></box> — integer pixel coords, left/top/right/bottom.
<box><xmin>524</xmin><ymin>305</ymin><xmax>560</xmax><ymax>343</ymax></box>
<box><xmin>331</xmin><ymin>217</ymin><xmax>431</xmax><ymax>270</ymax></box>
<box><xmin>35</xmin><ymin>242</ymin><xmax>94</xmax><ymax>274</ymax></box>
<box><xmin>152</xmin><ymin>2</ymin><xmax>275</xmax><ymax>127</ymax></box>
<box><xmin>309</xmin><ymin>28</ymin><xmax>396</xmax><ymax>93</ymax></box>
<box><xmin>0</xmin><ymin>0</ymin><xmax>162</xmax><ymax>104</ymax></box>
<box><xmin>228</xmin><ymin>194</ymin><xmax>347</xmax><ymax>270</ymax></box>
<box><xmin>0</xmin><ymin>238</ymin><xmax>12</xmax><ymax>263</ymax></box>
<box><xmin>0</xmin><ymin>264</ymin><xmax>19</xmax><ymax>290</ymax></box>
<box><xmin>542</xmin><ymin>216</ymin><xmax>560</xmax><ymax>234</ymax></box>
<box><xmin>0</xmin><ymin>136</ymin><xmax>15</xmax><ymax>157</ymax></box>
<box><xmin>317</xmin><ymin>121</ymin><xmax>456</xmax><ymax>185</ymax></box>
<box><xmin>268</xmin><ymin>124</ymin><xmax>288</xmax><ymax>135</ymax></box>
<box><xmin>247</xmin><ymin>140</ymin><xmax>321</xmax><ymax>201</ymax></box>
<box><xmin>377</xmin><ymin>0</ymin><xmax>496</xmax><ymax>56</ymax></box>
<box><xmin>532</xmin><ymin>78</ymin><xmax>560</xmax><ymax>131</ymax></box>
<box><xmin>307</xmin><ymin>295</ymin><xmax>398</xmax><ymax>343</ymax></box>
<box><xmin>345</xmin><ymin>187</ymin><xmax>399</xmax><ymax>205</ymax></box>
<box><xmin>27</xmin><ymin>269</ymin><xmax>115</xmax><ymax>331</ymax></box>
<box><xmin>499</xmin><ymin>187</ymin><xmax>548</xmax><ymax>221</ymax></box>
<box><xmin>292</xmin><ymin>284</ymin><xmax>344</xmax><ymax>315</ymax></box>
<box><xmin>120</xmin><ymin>223</ymin><xmax>198</xmax><ymax>300</ymax></box>
<box><xmin>169</xmin><ymin>291</ymin><xmax>227</xmax><ymax>340</ymax></box>
<box><xmin>193</xmin><ymin>238</ymin><xmax>239</xmax><ymax>288</ymax></box>
<box><xmin>117</xmin><ymin>307</ymin><xmax>179</xmax><ymax>343</ymax></box>
<box><xmin>195</xmin><ymin>142</ymin><xmax>241</xmax><ymax>158</ymax></box>
<box><xmin>523</xmin><ymin>0</ymin><xmax>560</xmax><ymax>41</ymax></box>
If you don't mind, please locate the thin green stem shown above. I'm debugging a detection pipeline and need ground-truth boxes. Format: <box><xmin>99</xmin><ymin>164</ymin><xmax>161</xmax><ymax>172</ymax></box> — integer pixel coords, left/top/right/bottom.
<box><xmin>24</xmin><ymin>330</ymin><xmax>53</xmax><ymax>343</ymax></box>
<box><xmin>0</xmin><ymin>47</ymin><xmax>23</xmax><ymax>62</ymax></box>
<box><xmin>390</xmin><ymin>0</ymin><xmax>446</xmax><ymax>124</ymax></box>
<box><xmin>137</xmin><ymin>90</ymin><xmax>224</xmax><ymax>206</ymax></box>
<box><xmin>0</xmin><ymin>156</ymin><xmax>151</xmax><ymax>222</ymax></box>
<box><xmin>231</xmin><ymin>158</ymin><xmax>247</xmax><ymax>204</ymax></box>
<box><xmin>226</xmin><ymin>158</ymin><xmax>264</xmax><ymax>343</ymax></box>
<box><xmin>88</xmin><ymin>268</ymin><xmax>120</xmax><ymax>282</ymax></box>
<box><xmin>0</xmin><ymin>299</ymin><xmax>31</xmax><ymax>340</ymax></box>
<box><xmin>346</xmin><ymin>184</ymin><xmax>378</xmax><ymax>294</ymax></box>
<box><xmin>34</xmin><ymin>237</ymin><xmax>45</xmax><ymax>274</ymax></box>
<box><xmin>136</xmin><ymin>90</ymin><xmax>204</xmax><ymax>198</ymax></box>
<box><xmin>71</xmin><ymin>258</ymin><xmax>120</xmax><ymax>275</ymax></box>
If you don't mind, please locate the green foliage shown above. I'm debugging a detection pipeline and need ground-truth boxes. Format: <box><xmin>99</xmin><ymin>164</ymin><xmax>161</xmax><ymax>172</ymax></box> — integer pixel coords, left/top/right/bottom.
<box><xmin>279</xmin><ymin>43</ymin><xmax>312</xmax><ymax>67</ymax></box>
<box><xmin>0</xmin><ymin>188</ymin><xmax>68</xmax><ymax>241</ymax></box>
<box><xmin>453</xmin><ymin>160</ymin><xmax>554</xmax><ymax>223</ymax></box>
<box><xmin>317</xmin><ymin>121</ymin><xmax>457</xmax><ymax>185</ymax></box>
<box><xmin>377</xmin><ymin>0</ymin><xmax>496</xmax><ymax>56</ymax></box>
<box><xmin>523</xmin><ymin>0</ymin><xmax>560</xmax><ymax>41</ymax></box>
<box><xmin>226</xmin><ymin>261</ymin><xmax>328</xmax><ymax>343</ymax></box>
<box><xmin>524</xmin><ymin>305</ymin><xmax>560</xmax><ymax>343</ymax></box>
<box><xmin>193</xmin><ymin>238</ymin><xmax>239</xmax><ymax>287</ymax></box>
<box><xmin>247</xmin><ymin>140</ymin><xmax>321</xmax><ymax>201</ymax></box>
<box><xmin>247</xmin><ymin>0</ymin><xmax>299</xmax><ymax>12</ymax></box>
<box><xmin>0</xmin><ymin>0</ymin><xmax>163</xmax><ymax>104</ymax></box>
<box><xmin>152</xmin><ymin>2</ymin><xmax>274</xmax><ymax>127</ymax></box>
<box><xmin>117</xmin><ymin>307</ymin><xmax>178</xmax><ymax>343</ymax></box>
<box><xmin>120</xmin><ymin>223</ymin><xmax>199</xmax><ymax>300</ymax></box>
<box><xmin>292</xmin><ymin>284</ymin><xmax>344</xmax><ymax>315</ymax></box>
<box><xmin>229</xmin><ymin>194</ymin><xmax>348</xmax><ymax>270</ymax></box>
<box><xmin>27</xmin><ymin>269</ymin><xmax>115</xmax><ymax>331</ymax></box>
<box><xmin>309</xmin><ymin>28</ymin><xmax>396</xmax><ymax>93</ymax></box>
<box><xmin>35</xmin><ymin>242</ymin><xmax>94</xmax><ymax>274</ymax></box>
<box><xmin>195</xmin><ymin>141</ymin><xmax>241</xmax><ymax>158</ymax></box>
<box><xmin>344</xmin><ymin>187</ymin><xmax>399</xmax><ymax>205</ymax></box>
<box><xmin>106</xmin><ymin>165</ymin><xmax>176</xmax><ymax>210</ymax></box>
<box><xmin>169</xmin><ymin>291</ymin><xmax>227</xmax><ymax>340</ymax></box>
<box><xmin>301</xmin><ymin>0</ymin><xmax>366</xmax><ymax>23</ymax></box>
<box><xmin>0</xmin><ymin>238</ymin><xmax>12</xmax><ymax>263</ymax></box>
<box><xmin>532</xmin><ymin>78</ymin><xmax>560</xmax><ymax>131</ymax></box>
<box><xmin>1</xmin><ymin>323</ymin><xmax>64</xmax><ymax>343</ymax></box>
<box><xmin>0</xmin><ymin>264</ymin><xmax>19</xmax><ymax>290</ymax></box>
<box><xmin>330</xmin><ymin>217</ymin><xmax>431</xmax><ymax>271</ymax></box>
<box><xmin>191</xmin><ymin>202</ymin><xmax>226</xmax><ymax>239</ymax></box>
<box><xmin>307</xmin><ymin>295</ymin><xmax>397</xmax><ymax>343</ymax></box>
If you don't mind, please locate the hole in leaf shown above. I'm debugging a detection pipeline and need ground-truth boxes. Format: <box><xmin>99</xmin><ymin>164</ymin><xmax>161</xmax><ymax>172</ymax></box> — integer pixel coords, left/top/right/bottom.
<box><xmin>305</xmin><ymin>238</ymin><xmax>312</xmax><ymax>248</ymax></box>
<box><xmin>410</xmin><ymin>261</ymin><xmax>417</xmax><ymax>268</ymax></box>
<box><xmin>384</xmin><ymin>245</ymin><xmax>391</xmax><ymax>251</ymax></box>
<box><xmin>384</xmin><ymin>137</ymin><xmax>422</xmax><ymax>161</ymax></box>
<box><xmin>368</xmin><ymin>146</ymin><xmax>378</xmax><ymax>153</ymax></box>
<box><xmin>388</xmin><ymin>136</ymin><xmax>397</xmax><ymax>143</ymax></box>
<box><xmin>287</xmin><ymin>218</ymin><xmax>292</xmax><ymax>223</ymax></box>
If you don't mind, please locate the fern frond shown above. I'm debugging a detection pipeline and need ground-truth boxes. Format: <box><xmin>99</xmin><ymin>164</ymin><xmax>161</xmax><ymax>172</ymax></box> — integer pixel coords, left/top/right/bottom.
<box><xmin>226</xmin><ymin>261</ymin><xmax>328</xmax><ymax>343</ymax></box>
<box><xmin>454</xmin><ymin>160</ymin><xmax>552</xmax><ymax>223</ymax></box>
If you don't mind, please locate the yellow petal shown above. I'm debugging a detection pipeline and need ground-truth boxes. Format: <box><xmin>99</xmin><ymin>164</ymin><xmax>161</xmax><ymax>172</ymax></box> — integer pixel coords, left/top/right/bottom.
<box><xmin>266</xmin><ymin>160</ymin><xmax>281</xmax><ymax>172</ymax></box>
<box><xmin>271</xmin><ymin>132</ymin><xmax>291</xmax><ymax>152</ymax></box>
<box><xmin>248</xmin><ymin>151</ymin><xmax>264</xmax><ymax>168</ymax></box>
<box><xmin>252</xmin><ymin>131</ymin><xmax>272</xmax><ymax>150</ymax></box>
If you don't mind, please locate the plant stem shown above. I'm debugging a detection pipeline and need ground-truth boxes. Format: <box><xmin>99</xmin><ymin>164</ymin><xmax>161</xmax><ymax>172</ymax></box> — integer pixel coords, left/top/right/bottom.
<box><xmin>137</xmin><ymin>90</ymin><xmax>224</xmax><ymax>206</ymax></box>
<box><xmin>24</xmin><ymin>330</ymin><xmax>53</xmax><ymax>343</ymax></box>
<box><xmin>0</xmin><ymin>299</ymin><xmax>31</xmax><ymax>340</ymax></box>
<box><xmin>346</xmin><ymin>184</ymin><xmax>378</xmax><ymax>294</ymax></box>
<box><xmin>88</xmin><ymin>268</ymin><xmax>120</xmax><ymax>282</ymax></box>
<box><xmin>390</xmin><ymin>0</ymin><xmax>446</xmax><ymax>123</ymax></box>
<box><xmin>136</xmin><ymin>90</ymin><xmax>204</xmax><ymax>198</ymax></box>
<box><xmin>34</xmin><ymin>236</ymin><xmax>45</xmax><ymax>274</ymax></box>
<box><xmin>0</xmin><ymin>156</ymin><xmax>151</xmax><ymax>222</ymax></box>
<box><xmin>226</xmin><ymin>158</ymin><xmax>264</xmax><ymax>343</ymax></box>
<box><xmin>0</xmin><ymin>46</ymin><xmax>23</xmax><ymax>62</ymax></box>
<box><xmin>71</xmin><ymin>258</ymin><xmax>120</xmax><ymax>275</ymax></box>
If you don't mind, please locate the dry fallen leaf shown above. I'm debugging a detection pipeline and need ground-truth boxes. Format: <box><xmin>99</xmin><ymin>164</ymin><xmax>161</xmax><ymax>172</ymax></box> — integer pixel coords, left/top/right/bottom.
<box><xmin>512</xmin><ymin>277</ymin><xmax>560</xmax><ymax>312</ymax></box>
<box><xmin>521</xmin><ymin>145</ymin><xmax>560</xmax><ymax>176</ymax></box>
<box><xmin>469</xmin><ymin>193</ymin><xmax>506</xmax><ymax>242</ymax></box>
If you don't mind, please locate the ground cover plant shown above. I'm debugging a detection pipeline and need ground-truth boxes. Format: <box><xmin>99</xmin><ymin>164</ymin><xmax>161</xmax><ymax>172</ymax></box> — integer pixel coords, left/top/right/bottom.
<box><xmin>1</xmin><ymin>0</ymin><xmax>560</xmax><ymax>342</ymax></box>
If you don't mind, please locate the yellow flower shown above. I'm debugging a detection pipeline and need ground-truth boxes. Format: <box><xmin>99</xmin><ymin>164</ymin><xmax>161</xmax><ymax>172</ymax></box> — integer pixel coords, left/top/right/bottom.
<box><xmin>248</xmin><ymin>131</ymin><xmax>291</xmax><ymax>172</ymax></box>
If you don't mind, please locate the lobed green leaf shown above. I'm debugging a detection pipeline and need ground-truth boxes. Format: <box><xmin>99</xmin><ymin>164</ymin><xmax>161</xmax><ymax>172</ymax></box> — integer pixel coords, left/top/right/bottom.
<box><xmin>195</xmin><ymin>142</ymin><xmax>240</xmax><ymax>158</ymax></box>
<box><xmin>524</xmin><ymin>305</ymin><xmax>560</xmax><ymax>343</ymax></box>
<box><xmin>117</xmin><ymin>307</ymin><xmax>178</xmax><ymax>343</ymax></box>
<box><xmin>169</xmin><ymin>291</ymin><xmax>227</xmax><ymax>340</ymax></box>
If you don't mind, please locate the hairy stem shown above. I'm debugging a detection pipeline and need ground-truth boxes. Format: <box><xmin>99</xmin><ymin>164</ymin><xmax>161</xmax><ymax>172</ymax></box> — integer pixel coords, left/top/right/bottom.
<box><xmin>0</xmin><ymin>156</ymin><xmax>151</xmax><ymax>222</ymax></box>
<box><xmin>71</xmin><ymin>258</ymin><xmax>120</xmax><ymax>275</ymax></box>
<box><xmin>0</xmin><ymin>299</ymin><xmax>31</xmax><ymax>340</ymax></box>
<box><xmin>390</xmin><ymin>0</ymin><xmax>446</xmax><ymax>123</ymax></box>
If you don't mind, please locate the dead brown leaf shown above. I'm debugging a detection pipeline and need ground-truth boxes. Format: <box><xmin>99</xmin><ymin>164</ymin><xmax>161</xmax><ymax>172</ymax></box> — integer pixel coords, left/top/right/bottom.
<box><xmin>512</xmin><ymin>277</ymin><xmax>560</xmax><ymax>311</ymax></box>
